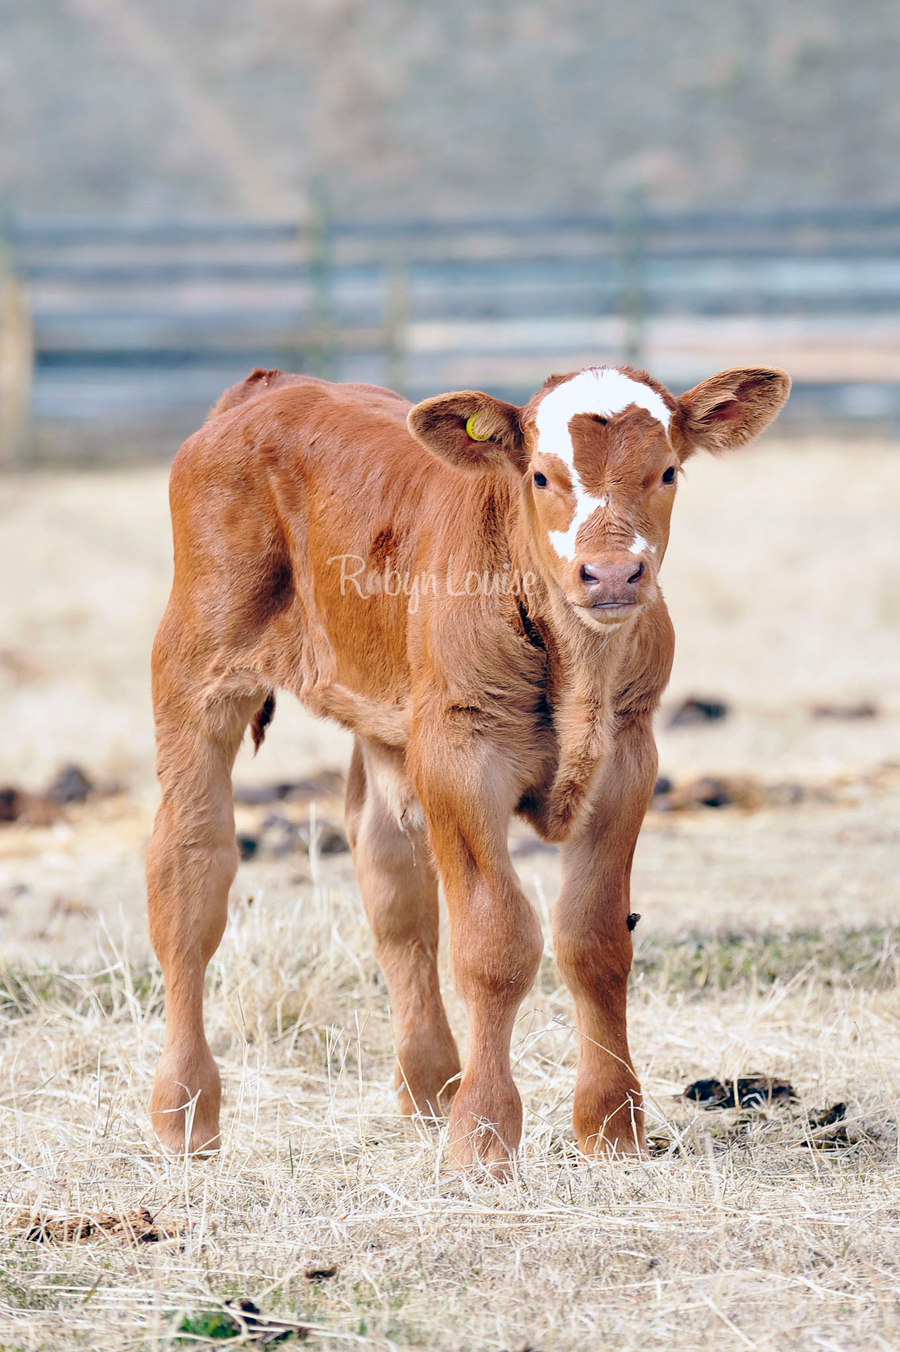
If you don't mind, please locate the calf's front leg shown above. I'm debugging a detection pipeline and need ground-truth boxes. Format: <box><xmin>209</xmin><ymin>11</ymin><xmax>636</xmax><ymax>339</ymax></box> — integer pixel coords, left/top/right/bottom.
<box><xmin>553</xmin><ymin>715</ymin><xmax>657</xmax><ymax>1157</ymax></box>
<box><xmin>414</xmin><ymin>737</ymin><xmax>543</xmax><ymax>1174</ymax></box>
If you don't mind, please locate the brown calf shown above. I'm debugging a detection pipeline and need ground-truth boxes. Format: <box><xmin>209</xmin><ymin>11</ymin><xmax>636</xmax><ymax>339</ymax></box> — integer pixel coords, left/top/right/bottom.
<box><xmin>147</xmin><ymin>362</ymin><xmax>790</xmax><ymax>1170</ymax></box>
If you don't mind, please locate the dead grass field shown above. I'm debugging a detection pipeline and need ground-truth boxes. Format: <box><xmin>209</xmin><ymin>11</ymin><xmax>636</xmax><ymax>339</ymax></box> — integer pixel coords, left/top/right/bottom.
<box><xmin>1</xmin><ymin>436</ymin><xmax>900</xmax><ymax>1350</ymax></box>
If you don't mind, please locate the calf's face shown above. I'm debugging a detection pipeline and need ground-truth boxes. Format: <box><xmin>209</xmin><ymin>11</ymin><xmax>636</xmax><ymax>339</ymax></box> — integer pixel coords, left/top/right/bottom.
<box><xmin>408</xmin><ymin>364</ymin><xmax>790</xmax><ymax>628</ymax></box>
<box><xmin>526</xmin><ymin>369</ymin><xmax>678</xmax><ymax>627</ymax></box>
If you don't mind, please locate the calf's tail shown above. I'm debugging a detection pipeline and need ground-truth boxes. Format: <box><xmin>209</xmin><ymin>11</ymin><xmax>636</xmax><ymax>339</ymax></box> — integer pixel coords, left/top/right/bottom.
<box><xmin>251</xmin><ymin>692</ymin><xmax>276</xmax><ymax>752</ymax></box>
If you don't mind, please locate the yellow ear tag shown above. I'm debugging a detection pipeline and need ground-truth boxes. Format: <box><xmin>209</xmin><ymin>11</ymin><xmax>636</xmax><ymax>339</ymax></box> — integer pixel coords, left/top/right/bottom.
<box><xmin>465</xmin><ymin>414</ymin><xmax>490</xmax><ymax>442</ymax></box>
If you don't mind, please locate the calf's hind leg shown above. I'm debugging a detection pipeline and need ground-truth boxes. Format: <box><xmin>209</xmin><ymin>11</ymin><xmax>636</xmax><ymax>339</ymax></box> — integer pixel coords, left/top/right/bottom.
<box><xmin>147</xmin><ymin>654</ymin><xmax>260</xmax><ymax>1154</ymax></box>
<box><xmin>345</xmin><ymin>739</ymin><xmax>461</xmax><ymax>1117</ymax></box>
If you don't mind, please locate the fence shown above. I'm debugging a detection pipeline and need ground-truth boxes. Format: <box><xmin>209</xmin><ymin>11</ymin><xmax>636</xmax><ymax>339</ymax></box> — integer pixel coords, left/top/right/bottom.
<box><xmin>2</xmin><ymin>202</ymin><xmax>900</xmax><ymax>462</ymax></box>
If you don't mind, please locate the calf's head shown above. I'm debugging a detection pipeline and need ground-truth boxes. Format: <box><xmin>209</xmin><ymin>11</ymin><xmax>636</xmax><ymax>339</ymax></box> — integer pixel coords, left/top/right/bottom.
<box><xmin>408</xmin><ymin>365</ymin><xmax>790</xmax><ymax>629</ymax></box>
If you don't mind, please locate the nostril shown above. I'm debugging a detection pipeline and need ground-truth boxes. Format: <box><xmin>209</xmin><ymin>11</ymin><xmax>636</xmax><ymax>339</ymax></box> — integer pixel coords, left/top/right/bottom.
<box><xmin>580</xmin><ymin>563</ymin><xmax>600</xmax><ymax>585</ymax></box>
<box><xmin>627</xmin><ymin>561</ymin><xmax>644</xmax><ymax>585</ymax></box>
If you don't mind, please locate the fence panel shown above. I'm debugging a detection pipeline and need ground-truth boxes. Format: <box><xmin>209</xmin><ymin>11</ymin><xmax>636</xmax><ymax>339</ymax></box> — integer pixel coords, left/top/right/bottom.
<box><xmin>6</xmin><ymin>203</ymin><xmax>900</xmax><ymax>461</ymax></box>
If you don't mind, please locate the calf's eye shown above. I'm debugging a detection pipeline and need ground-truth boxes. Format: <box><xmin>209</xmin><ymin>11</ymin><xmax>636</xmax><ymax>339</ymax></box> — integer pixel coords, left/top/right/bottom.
<box><xmin>533</xmin><ymin>472</ymin><xmax>548</xmax><ymax>487</ymax></box>
<box><xmin>662</xmin><ymin>466</ymin><xmax>676</xmax><ymax>484</ymax></box>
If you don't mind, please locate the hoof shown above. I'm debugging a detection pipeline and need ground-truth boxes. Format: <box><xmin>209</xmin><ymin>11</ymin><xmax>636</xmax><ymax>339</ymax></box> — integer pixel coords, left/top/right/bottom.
<box><xmin>576</xmin><ymin>1131</ymin><xmax>646</xmax><ymax>1161</ymax></box>
<box><xmin>447</xmin><ymin>1079</ymin><xmax>522</xmax><ymax>1177</ymax></box>
<box><xmin>151</xmin><ymin>1045</ymin><xmax>222</xmax><ymax>1156</ymax></box>
<box><xmin>574</xmin><ymin>1090</ymin><xmax>645</xmax><ymax>1159</ymax></box>
<box><xmin>448</xmin><ymin>1133</ymin><xmax>517</xmax><ymax>1180</ymax></box>
<box><xmin>396</xmin><ymin>1039</ymin><xmax>461</xmax><ymax>1121</ymax></box>
<box><xmin>152</xmin><ymin>1109</ymin><xmax>221</xmax><ymax>1157</ymax></box>
<box><xmin>397</xmin><ymin>1067</ymin><xmax>461</xmax><ymax>1122</ymax></box>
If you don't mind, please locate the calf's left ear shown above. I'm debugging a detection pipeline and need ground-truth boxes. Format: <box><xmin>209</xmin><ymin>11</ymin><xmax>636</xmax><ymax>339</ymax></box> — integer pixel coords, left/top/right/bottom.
<box><xmin>407</xmin><ymin>391</ymin><xmax>527</xmax><ymax>474</ymax></box>
<box><xmin>671</xmin><ymin>367</ymin><xmax>791</xmax><ymax>459</ymax></box>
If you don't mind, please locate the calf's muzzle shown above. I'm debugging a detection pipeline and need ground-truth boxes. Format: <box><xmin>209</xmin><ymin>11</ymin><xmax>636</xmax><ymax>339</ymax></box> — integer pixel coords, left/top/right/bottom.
<box><xmin>577</xmin><ymin>555</ymin><xmax>646</xmax><ymax>609</ymax></box>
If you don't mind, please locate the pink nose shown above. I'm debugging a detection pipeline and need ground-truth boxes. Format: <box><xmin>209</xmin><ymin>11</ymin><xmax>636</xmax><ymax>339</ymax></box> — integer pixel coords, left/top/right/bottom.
<box><xmin>579</xmin><ymin>556</ymin><xmax>645</xmax><ymax>606</ymax></box>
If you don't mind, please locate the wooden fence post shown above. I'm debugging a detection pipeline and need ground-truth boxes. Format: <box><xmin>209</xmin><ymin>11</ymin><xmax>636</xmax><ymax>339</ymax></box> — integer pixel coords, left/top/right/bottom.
<box><xmin>305</xmin><ymin>181</ymin><xmax>336</xmax><ymax>381</ymax></box>
<box><xmin>617</xmin><ymin>187</ymin><xmax>646</xmax><ymax>368</ymax></box>
<box><xmin>383</xmin><ymin>256</ymin><xmax>409</xmax><ymax>395</ymax></box>
<box><xmin>0</xmin><ymin>228</ymin><xmax>33</xmax><ymax>465</ymax></box>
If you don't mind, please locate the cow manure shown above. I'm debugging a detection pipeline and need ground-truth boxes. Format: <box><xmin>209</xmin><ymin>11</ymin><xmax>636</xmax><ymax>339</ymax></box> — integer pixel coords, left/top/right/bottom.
<box><xmin>808</xmin><ymin>1101</ymin><xmax>846</xmax><ymax>1128</ymax></box>
<box><xmin>667</xmin><ymin>695</ymin><xmax>730</xmax><ymax>728</ymax></box>
<box><xmin>510</xmin><ymin>837</ymin><xmax>558</xmax><ymax>858</ymax></box>
<box><xmin>224</xmin><ymin>1299</ymin><xmax>304</xmax><ymax>1342</ymax></box>
<box><xmin>683</xmin><ymin>1076</ymin><xmax>731</xmax><ymax>1107</ymax></box>
<box><xmin>281</xmin><ymin>770</ymin><xmax>345</xmax><ymax>801</ymax></box>
<box><xmin>800</xmin><ymin>1102</ymin><xmax>854</xmax><ymax>1150</ymax></box>
<box><xmin>23</xmin><ymin>795</ymin><xmax>64</xmax><ymax>826</ymax></box>
<box><xmin>233</xmin><ymin>784</ymin><xmax>282</xmax><ymax>806</ymax></box>
<box><xmin>236</xmin><ymin>833</ymin><xmax>260</xmax><ymax>861</ymax></box>
<box><xmin>233</xmin><ymin>769</ymin><xmax>345</xmax><ymax>806</ymax></box>
<box><xmin>297</xmin><ymin>818</ymin><xmax>349</xmax><ymax>855</ymax></box>
<box><xmin>683</xmin><ymin>1075</ymin><xmax>797</xmax><ymax>1109</ymax></box>
<box><xmin>684</xmin><ymin>777</ymin><xmax>734</xmax><ymax>808</ymax></box>
<box><xmin>0</xmin><ymin>786</ymin><xmax>25</xmax><ymax>823</ymax></box>
<box><xmin>804</xmin><ymin>1128</ymin><xmax>851</xmax><ymax>1150</ymax></box>
<box><xmin>45</xmin><ymin>763</ymin><xmax>93</xmax><ymax>803</ymax></box>
<box><xmin>811</xmin><ymin>700</ymin><xmax>879</xmax><ymax>721</ymax></box>
<box><xmin>654</xmin><ymin>775</ymin><xmax>736</xmax><ymax>810</ymax></box>
<box><xmin>179</xmin><ymin>1300</ymin><xmax>308</xmax><ymax>1343</ymax></box>
<box><xmin>13</xmin><ymin>1206</ymin><xmax>182</xmax><ymax>1245</ymax></box>
<box><xmin>1</xmin><ymin>763</ymin><xmax>123</xmax><ymax>828</ymax></box>
<box><xmin>652</xmin><ymin>775</ymin><xmax>813</xmax><ymax>813</ymax></box>
<box><xmin>257</xmin><ymin>811</ymin><xmax>291</xmax><ymax>853</ymax></box>
<box><xmin>259</xmin><ymin>812</ymin><xmax>349</xmax><ymax>856</ymax></box>
<box><xmin>0</xmin><ymin>787</ymin><xmax>62</xmax><ymax>827</ymax></box>
<box><xmin>303</xmin><ymin>1262</ymin><xmax>338</xmax><ymax>1280</ymax></box>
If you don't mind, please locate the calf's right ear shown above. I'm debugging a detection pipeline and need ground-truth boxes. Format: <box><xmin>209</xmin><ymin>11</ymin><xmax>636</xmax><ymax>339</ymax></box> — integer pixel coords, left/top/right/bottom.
<box><xmin>407</xmin><ymin>391</ymin><xmax>527</xmax><ymax>474</ymax></box>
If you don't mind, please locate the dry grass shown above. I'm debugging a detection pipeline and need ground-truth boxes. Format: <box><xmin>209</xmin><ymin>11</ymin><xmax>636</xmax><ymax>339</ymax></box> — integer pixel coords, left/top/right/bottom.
<box><xmin>3</xmin><ymin>443</ymin><xmax>900</xmax><ymax>1347</ymax></box>
<box><xmin>3</xmin><ymin>846</ymin><xmax>900</xmax><ymax>1352</ymax></box>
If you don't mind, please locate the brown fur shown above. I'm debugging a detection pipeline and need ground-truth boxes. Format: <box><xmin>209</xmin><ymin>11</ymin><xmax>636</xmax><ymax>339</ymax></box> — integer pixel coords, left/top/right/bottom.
<box><xmin>147</xmin><ymin>362</ymin><xmax>790</xmax><ymax>1169</ymax></box>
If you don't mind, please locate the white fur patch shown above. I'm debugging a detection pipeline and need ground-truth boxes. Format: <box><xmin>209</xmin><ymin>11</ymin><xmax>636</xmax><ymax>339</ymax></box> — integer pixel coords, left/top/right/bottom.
<box><xmin>549</xmin><ymin>492</ymin><xmax>600</xmax><ymax>560</ymax></box>
<box><xmin>629</xmin><ymin>533</ymin><xmax>656</xmax><ymax>556</ymax></box>
<box><xmin>535</xmin><ymin>368</ymin><xmax>671</xmax><ymax>465</ymax></box>
<box><xmin>536</xmin><ymin>368</ymin><xmax>670</xmax><ymax>559</ymax></box>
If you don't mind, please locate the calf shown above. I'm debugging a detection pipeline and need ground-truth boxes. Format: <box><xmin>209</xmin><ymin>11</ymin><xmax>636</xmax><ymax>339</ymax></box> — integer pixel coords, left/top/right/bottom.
<box><xmin>147</xmin><ymin>362</ymin><xmax>789</xmax><ymax>1170</ymax></box>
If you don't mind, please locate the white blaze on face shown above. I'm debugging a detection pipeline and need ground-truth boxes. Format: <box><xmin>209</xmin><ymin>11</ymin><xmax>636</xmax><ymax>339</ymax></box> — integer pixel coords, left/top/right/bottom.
<box><xmin>630</xmin><ymin>533</ymin><xmax>656</xmax><ymax>556</ymax></box>
<box><xmin>534</xmin><ymin>368</ymin><xmax>671</xmax><ymax>560</ymax></box>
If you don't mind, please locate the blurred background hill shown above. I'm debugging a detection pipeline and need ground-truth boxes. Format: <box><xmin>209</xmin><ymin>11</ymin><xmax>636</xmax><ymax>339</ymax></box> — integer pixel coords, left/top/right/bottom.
<box><xmin>3</xmin><ymin>0</ymin><xmax>900</xmax><ymax>218</ymax></box>
<box><xmin>1</xmin><ymin>0</ymin><xmax>899</xmax><ymax>455</ymax></box>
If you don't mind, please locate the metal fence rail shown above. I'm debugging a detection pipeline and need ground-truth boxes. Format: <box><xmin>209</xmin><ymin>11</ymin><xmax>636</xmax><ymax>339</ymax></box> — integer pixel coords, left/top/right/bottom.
<box><xmin>2</xmin><ymin>202</ymin><xmax>900</xmax><ymax>462</ymax></box>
